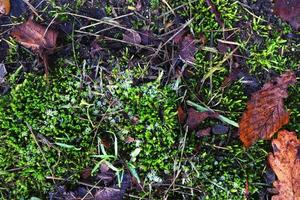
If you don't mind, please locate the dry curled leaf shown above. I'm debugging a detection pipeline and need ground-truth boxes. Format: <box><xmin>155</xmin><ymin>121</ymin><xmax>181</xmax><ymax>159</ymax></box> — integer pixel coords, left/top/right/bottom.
<box><xmin>186</xmin><ymin>108</ymin><xmax>218</xmax><ymax>131</ymax></box>
<box><xmin>273</xmin><ymin>0</ymin><xmax>300</xmax><ymax>30</ymax></box>
<box><xmin>0</xmin><ymin>0</ymin><xmax>10</xmax><ymax>15</ymax></box>
<box><xmin>11</xmin><ymin>19</ymin><xmax>58</xmax><ymax>54</ymax></box>
<box><xmin>268</xmin><ymin>130</ymin><xmax>300</xmax><ymax>200</ymax></box>
<box><xmin>11</xmin><ymin>19</ymin><xmax>58</xmax><ymax>76</ymax></box>
<box><xmin>239</xmin><ymin>71</ymin><xmax>297</xmax><ymax>148</ymax></box>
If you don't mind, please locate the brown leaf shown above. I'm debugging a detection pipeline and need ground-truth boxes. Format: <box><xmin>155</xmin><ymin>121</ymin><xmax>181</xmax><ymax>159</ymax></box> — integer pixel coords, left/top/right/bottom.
<box><xmin>11</xmin><ymin>19</ymin><xmax>58</xmax><ymax>55</ymax></box>
<box><xmin>273</xmin><ymin>0</ymin><xmax>300</xmax><ymax>30</ymax></box>
<box><xmin>177</xmin><ymin>105</ymin><xmax>186</xmax><ymax>124</ymax></box>
<box><xmin>95</xmin><ymin>188</ymin><xmax>123</xmax><ymax>200</ymax></box>
<box><xmin>239</xmin><ymin>71</ymin><xmax>297</xmax><ymax>148</ymax></box>
<box><xmin>179</xmin><ymin>34</ymin><xmax>197</xmax><ymax>63</ymax></box>
<box><xmin>268</xmin><ymin>130</ymin><xmax>300</xmax><ymax>200</ymax></box>
<box><xmin>0</xmin><ymin>0</ymin><xmax>10</xmax><ymax>15</ymax></box>
<box><xmin>196</xmin><ymin>127</ymin><xmax>211</xmax><ymax>138</ymax></box>
<box><xmin>123</xmin><ymin>30</ymin><xmax>141</xmax><ymax>45</ymax></box>
<box><xmin>80</xmin><ymin>167</ymin><xmax>92</xmax><ymax>180</ymax></box>
<box><xmin>11</xmin><ymin>19</ymin><xmax>58</xmax><ymax>77</ymax></box>
<box><xmin>186</xmin><ymin>108</ymin><xmax>218</xmax><ymax>131</ymax></box>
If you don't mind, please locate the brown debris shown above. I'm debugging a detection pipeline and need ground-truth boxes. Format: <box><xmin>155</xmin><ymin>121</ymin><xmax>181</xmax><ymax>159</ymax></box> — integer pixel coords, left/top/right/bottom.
<box><xmin>239</xmin><ymin>71</ymin><xmax>297</xmax><ymax>148</ymax></box>
<box><xmin>177</xmin><ymin>105</ymin><xmax>186</xmax><ymax>124</ymax></box>
<box><xmin>186</xmin><ymin>108</ymin><xmax>218</xmax><ymax>131</ymax></box>
<box><xmin>268</xmin><ymin>130</ymin><xmax>300</xmax><ymax>200</ymax></box>
<box><xmin>11</xmin><ymin>19</ymin><xmax>58</xmax><ymax>77</ymax></box>
<box><xmin>273</xmin><ymin>0</ymin><xmax>300</xmax><ymax>30</ymax></box>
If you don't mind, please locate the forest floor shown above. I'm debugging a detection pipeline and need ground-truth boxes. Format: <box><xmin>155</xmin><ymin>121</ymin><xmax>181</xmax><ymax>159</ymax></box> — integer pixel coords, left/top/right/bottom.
<box><xmin>0</xmin><ymin>0</ymin><xmax>299</xmax><ymax>199</ymax></box>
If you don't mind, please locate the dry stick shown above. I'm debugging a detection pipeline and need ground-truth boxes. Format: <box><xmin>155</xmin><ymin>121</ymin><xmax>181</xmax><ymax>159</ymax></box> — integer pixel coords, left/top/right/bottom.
<box><xmin>163</xmin><ymin>127</ymin><xmax>189</xmax><ymax>199</ymax></box>
<box><xmin>79</xmin><ymin>12</ymin><xmax>134</xmax><ymax>30</ymax></box>
<box><xmin>75</xmin><ymin>30</ymin><xmax>160</xmax><ymax>53</ymax></box>
<box><xmin>26</xmin><ymin>122</ymin><xmax>55</xmax><ymax>184</ymax></box>
<box><xmin>21</xmin><ymin>0</ymin><xmax>43</xmax><ymax>20</ymax></box>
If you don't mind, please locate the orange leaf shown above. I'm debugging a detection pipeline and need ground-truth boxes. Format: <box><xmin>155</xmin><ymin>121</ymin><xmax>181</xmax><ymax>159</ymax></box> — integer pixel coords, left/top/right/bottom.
<box><xmin>239</xmin><ymin>71</ymin><xmax>296</xmax><ymax>148</ymax></box>
<box><xmin>11</xmin><ymin>19</ymin><xmax>58</xmax><ymax>55</ymax></box>
<box><xmin>0</xmin><ymin>0</ymin><xmax>10</xmax><ymax>15</ymax></box>
<box><xmin>268</xmin><ymin>130</ymin><xmax>300</xmax><ymax>200</ymax></box>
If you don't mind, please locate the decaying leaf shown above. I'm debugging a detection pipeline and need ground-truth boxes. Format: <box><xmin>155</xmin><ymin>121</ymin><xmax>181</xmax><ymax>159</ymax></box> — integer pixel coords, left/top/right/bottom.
<box><xmin>273</xmin><ymin>0</ymin><xmax>300</xmax><ymax>30</ymax></box>
<box><xmin>123</xmin><ymin>30</ymin><xmax>141</xmax><ymax>45</ymax></box>
<box><xmin>239</xmin><ymin>71</ymin><xmax>297</xmax><ymax>148</ymax></box>
<box><xmin>95</xmin><ymin>188</ymin><xmax>123</xmax><ymax>200</ymax></box>
<box><xmin>196</xmin><ymin>127</ymin><xmax>211</xmax><ymax>137</ymax></box>
<box><xmin>186</xmin><ymin>108</ymin><xmax>218</xmax><ymax>131</ymax></box>
<box><xmin>268</xmin><ymin>130</ymin><xmax>300</xmax><ymax>200</ymax></box>
<box><xmin>179</xmin><ymin>34</ymin><xmax>197</xmax><ymax>63</ymax></box>
<box><xmin>177</xmin><ymin>105</ymin><xmax>186</xmax><ymax>124</ymax></box>
<box><xmin>11</xmin><ymin>19</ymin><xmax>58</xmax><ymax>54</ymax></box>
<box><xmin>11</xmin><ymin>19</ymin><xmax>58</xmax><ymax>76</ymax></box>
<box><xmin>0</xmin><ymin>0</ymin><xmax>10</xmax><ymax>15</ymax></box>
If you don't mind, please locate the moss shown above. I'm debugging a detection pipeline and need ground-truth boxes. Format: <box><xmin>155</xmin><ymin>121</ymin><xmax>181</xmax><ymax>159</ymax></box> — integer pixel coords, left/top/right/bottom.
<box><xmin>0</xmin><ymin>67</ymin><xmax>95</xmax><ymax>198</ymax></box>
<box><xmin>87</xmin><ymin>66</ymin><xmax>180</xmax><ymax>174</ymax></box>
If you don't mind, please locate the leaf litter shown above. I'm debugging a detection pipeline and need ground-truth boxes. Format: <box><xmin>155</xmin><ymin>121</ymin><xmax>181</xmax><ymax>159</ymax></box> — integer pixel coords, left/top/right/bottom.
<box><xmin>239</xmin><ymin>71</ymin><xmax>297</xmax><ymax>148</ymax></box>
<box><xmin>11</xmin><ymin>19</ymin><xmax>58</xmax><ymax>77</ymax></box>
<box><xmin>268</xmin><ymin>130</ymin><xmax>300</xmax><ymax>200</ymax></box>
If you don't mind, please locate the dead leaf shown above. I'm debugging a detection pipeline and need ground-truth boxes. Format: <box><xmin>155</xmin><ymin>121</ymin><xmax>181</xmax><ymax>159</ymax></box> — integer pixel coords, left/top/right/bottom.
<box><xmin>273</xmin><ymin>0</ymin><xmax>300</xmax><ymax>30</ymax></box>
<box><xmin>95</xmin><ymin>173</ymin><xmax>131</xmax><ymax>200</ymax></box>
<box><xmin>186</xmin><ymin>108</ymin><xmax>218</xmax><ymax>131</ymax></box>
<box><xmin>268</xmin><ymin>130</ymin><xmax>300</xmax><ymax>200</ymax></box>
<box><xmin>179</xmin><ymin>34</ymin><xmax>197</xmax><ymax>63</ymax></box>
<box><xmin>0</xmin><ymin>0</ymin><xmax>10</xmax><ymax>15</ymax></box>
<box><xmin>239</xmin><ymin>71</ymin><xmax>297</xmax><ymax>148</ymax></box>
<box><xmin>11</xmin><ymin>19</ymin><xmax>58</xmax><ymax>54</ymax></box>
<box><xmin>80</xmin><ymin>167</ymin><xmax>92</xmax><ymax>180</ymax></box>
<box><xmin>196</xmin><ymin>127</ymin><xmax>211</xmax><ymax>137</ymax></box>
<box><xmin>95</xmin><ymin>188</ymin><xmax>123</xmax><ymax>200</ymax></box>
<box><xmin>177</xmin><ymin>105</ymin><xmax>186</xmax><ymax>124</ymax></box>
<box><xmin>123</xmin><ymin>30</ymin><xmax>141</xmax><ymax>45</ymax></box>
<box><xmin>212</xmin><ymin>124</ymin><xmax>229</xmax><ymax>135</ymax></box>
<box><xmin>11</xmin><ymin>19</ymin><xmax>58</xmax><ymax>76</ymax></box>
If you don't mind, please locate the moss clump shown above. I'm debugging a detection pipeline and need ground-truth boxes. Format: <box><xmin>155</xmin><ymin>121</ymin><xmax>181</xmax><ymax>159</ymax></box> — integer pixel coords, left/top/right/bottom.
<box><xmin>116</xmin><ymin>82</ymin><xmax>178</xmax><ymax>172</ymax></box>
<box><xmin>88</xmin><ymin>67</ymin><xmax>179</xmax><ymax>174</ymax></box>
<box><xmin>0</xmin><ymin>67</ymin><xmax>94</xmax><ymax>198</ymax></box>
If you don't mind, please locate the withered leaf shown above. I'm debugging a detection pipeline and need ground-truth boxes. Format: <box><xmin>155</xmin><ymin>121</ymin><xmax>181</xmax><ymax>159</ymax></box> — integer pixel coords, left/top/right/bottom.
<box><xmin>273</xmin><ymin>0</ymin><xmax>300</xmax><ymax>30</ymax></box>
<box><xmin>177</xmin><ymin>105</ymin><xmax>186</xmax><ymax>124</ymax></box>
<box><xmin>186</xmin><ymin>108</ymin><xmax>218</xmax><ymax>131</ymax></box>
<box><xmin>0</xmin><ymin>0</ymin><xmax>10</xmax><ymax>15</ymax></box>
<box><xmin>123</xmin><ymin>30</ymin><xmax>141</xmax><ymax>45</ymax></box>
<box><xmin>239</xmin><ymin>71</ymin><xmax>297</xmax><ymax>148</ymax></box>
<box><xmin>179</xmin><ymin>34</ymin><xmax>197</xmax><ymax>63</ymax></box>
<box><xmin>11</xmin><ymin>19</ymin><xmax>58</xmax><ymax>76</ymax></box>
<box><xmin>11</xmin><ymin>19</ymin><xmax>58</xmax><ymax>55</ymax></box>
<box><xmin>95</xmin><ymin>188</ymin><xmax>123</xmax><ymax>200</ymax></box>
<box><xmin>196</xmin><ymin>127</ymin><xmax>211</xmax><ymax>138</ymax></box>
<box><xmin>268</xmin><ymin>130</ymin><xmax>300</xmax><ymax>200</ymax></box>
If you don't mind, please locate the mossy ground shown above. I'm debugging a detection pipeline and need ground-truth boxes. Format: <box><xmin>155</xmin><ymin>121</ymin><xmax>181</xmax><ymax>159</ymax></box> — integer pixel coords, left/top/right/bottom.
<box><xmin>0</xmin><ymin>0</ymin><xmax>299</xmax><ymax>199</ymax></box>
